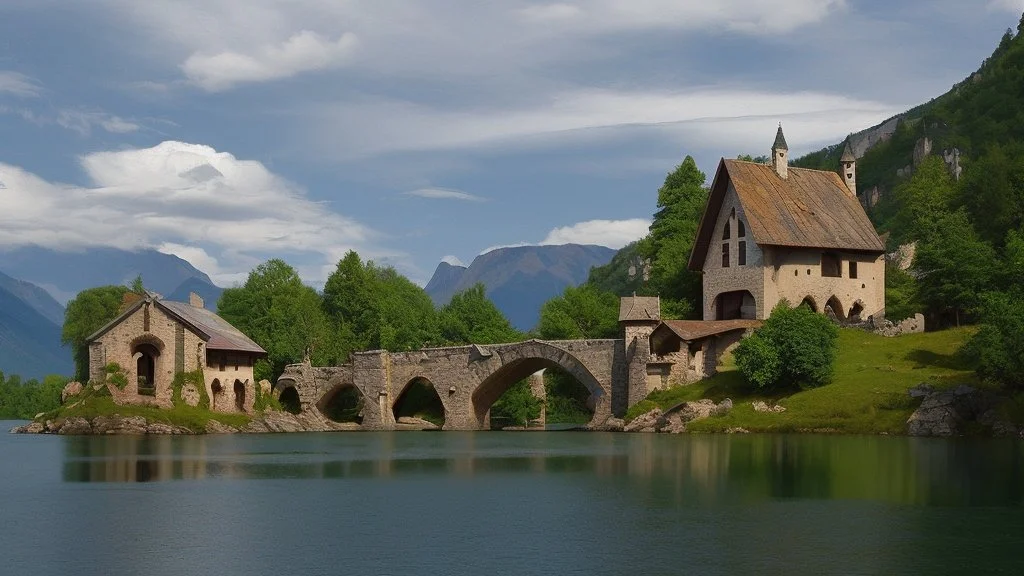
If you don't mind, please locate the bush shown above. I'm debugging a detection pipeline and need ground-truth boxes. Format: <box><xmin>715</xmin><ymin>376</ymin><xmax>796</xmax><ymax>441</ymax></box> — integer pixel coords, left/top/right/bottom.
<box><xmin>734</xmin><ymin>301</ymin><xmax>839</xmax><ymax>390</ymax></box>
<box><xmin>964</xmin><ymin>291</ymin><xmax>1024</xmax><ymax>390</ymax></box>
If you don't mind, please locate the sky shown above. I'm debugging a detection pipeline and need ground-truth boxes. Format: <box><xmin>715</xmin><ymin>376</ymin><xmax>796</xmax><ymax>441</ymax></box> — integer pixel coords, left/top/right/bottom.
<box><xmin>0</xmin><ymin>0</ymin><xmax>1022</xmax><ymax>288</ymax></box>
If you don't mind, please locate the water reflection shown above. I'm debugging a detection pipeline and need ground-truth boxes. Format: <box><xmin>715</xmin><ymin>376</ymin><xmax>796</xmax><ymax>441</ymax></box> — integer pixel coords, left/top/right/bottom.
<box><xmin>60</xmin><ymin>433</ymin><xmax>1024</xmax><ymax>507</ymax></box>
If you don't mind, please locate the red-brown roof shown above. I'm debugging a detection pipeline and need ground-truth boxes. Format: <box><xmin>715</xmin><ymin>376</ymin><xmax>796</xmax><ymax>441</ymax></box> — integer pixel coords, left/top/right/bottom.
<box><xmin>688</xmin><ymin>159</ymin><xmax>885</xmax><ymax>270</ymax></box>
<box><xmin>656</xmin><ymin>319</ymin><xmax>761</xmax><ymax>342</ymax></box>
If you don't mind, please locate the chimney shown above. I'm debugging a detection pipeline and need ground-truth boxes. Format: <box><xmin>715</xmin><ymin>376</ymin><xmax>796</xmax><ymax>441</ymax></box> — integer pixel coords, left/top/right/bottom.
<box><xmin>840</xmin><ymin>140</ymin><xmax>857</xmax><ymax>197</ymax></box>
<box><xmin>772</xmin><ymin>124</ymin><xmax>789</xmax><ymax>180</ymax></box>
<box><xmin>189</xmin><ymin>292</ymin><xmax>205</xmax><ymax>309</ymax></box>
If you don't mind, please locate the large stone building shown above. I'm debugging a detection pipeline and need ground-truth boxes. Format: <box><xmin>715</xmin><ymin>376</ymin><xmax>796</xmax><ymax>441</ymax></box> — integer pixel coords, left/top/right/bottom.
<box><xmin>87</xmin><ymin>292</ymin><xmax>266</xmax><ymax>413</ymax></box>
<box><xmin>688</xmin><ymin>127</ymin><xmax>886</xmax><ymax>322</ymax></box>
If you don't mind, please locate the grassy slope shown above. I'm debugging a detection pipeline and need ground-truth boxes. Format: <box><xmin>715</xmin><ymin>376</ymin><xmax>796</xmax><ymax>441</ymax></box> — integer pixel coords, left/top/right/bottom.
<box><xmin>41</xmin><ymin>386</ymin><xmax>251</xmax><ymax>432</ymax></box>
<box><xmin>636</xmin><ymin>328</ymin><xmax>980</xmax><ymax>434</ymax></box>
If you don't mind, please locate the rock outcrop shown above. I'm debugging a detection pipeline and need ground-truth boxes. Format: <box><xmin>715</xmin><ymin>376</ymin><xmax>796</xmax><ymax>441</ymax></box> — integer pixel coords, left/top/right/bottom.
<box><xmin>906</xmin><ymin>385</ymin><xmax>1014</xmax><ymax>437</ymax></box>
<box><xmin>60</xmin><ymin>381</ymin><xmax>83</xmax><ymax>404</ymax></box>
<box><xmin>11</xmin><ymin>415</ymin><xmax>194</xmax><ymax>435</ymax></box>
<box><xmin>622</xmin><ymin>399</ymin><xmax>733</xmax><ymax>434</ymax></box>
<box><xmin>752</xmin><ymin>401</ymin><xmax>787</xmax><ymax>413</ymax></box>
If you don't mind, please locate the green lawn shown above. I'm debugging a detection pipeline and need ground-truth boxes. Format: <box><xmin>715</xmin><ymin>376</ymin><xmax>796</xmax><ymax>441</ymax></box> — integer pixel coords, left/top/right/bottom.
<box><xmin>636</xmin><ymin>328</ymin><xmax>981</xmax><ymax>434</ymax></box>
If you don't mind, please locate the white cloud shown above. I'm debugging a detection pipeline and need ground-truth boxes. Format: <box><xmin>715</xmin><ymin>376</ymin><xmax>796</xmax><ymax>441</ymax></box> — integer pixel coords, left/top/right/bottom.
<box><xmin>479</xmin><ymin>218</ymin><xmax>650</xmax><ymax>255</ymax></box>
<box><xmin>0</xmin><ymin>141</ymin><xmax>401</xmax><ymax>285</ymax></box>
<box><xmin>541</xmin><ymin>218</ymin><xmax>650</xmax><ymax>248</ymax></box>
<box><xmin>313</xmin><ymin>88</ymin><xmax>902</xmax><ymax>159</ymax></box>
<box><xmin>404</xmin><ymin>187</ymin><xmax>485</xmax><ymax>202</ymax></box>
<box><xmin>56</xmin><ymin>109</ymin><xmax>141</xmax><ymax>136</ymax></box>
<box><xmin>0</xmin><ymin>71</ymin><xmax>40</xmax><ymax>97</ymax></box>
<box><xmin>441</xmin><ymin>255</ymin><xmax>466</xmax><ymax>267</ymax></box>
<box><xmin>181</xmin><ymin>30</ymin><xmax>358</xmax><ymax>91</ymax></box>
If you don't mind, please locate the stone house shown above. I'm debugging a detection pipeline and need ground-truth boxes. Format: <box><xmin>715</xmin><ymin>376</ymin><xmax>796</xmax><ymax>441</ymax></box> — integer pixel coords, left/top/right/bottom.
<box><xmin>688</xmin><ymin>127</ymin><xmax>886</xmax><ymax>322</ymax></box>
<box><xmin>86</xmin><ymin>292</ymin><xmax>266</xmax><ymax>414</ymax></box>
<box><xmin>619</xmin><ymin>296</ymin><xmax>759</xmax><ymax>392</ymax></box>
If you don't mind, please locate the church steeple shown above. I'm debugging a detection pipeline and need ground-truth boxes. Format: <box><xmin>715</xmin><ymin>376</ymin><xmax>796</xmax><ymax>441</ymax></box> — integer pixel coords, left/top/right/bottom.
<box><xmin>840</xmin><ymin>140</ymin><xmax>857</xmax><ymax>197</ymax></box>
<box><xmin>772</xmin><ymin>124</ymin><xmax>789</xmax><ymax>179</ymax></box>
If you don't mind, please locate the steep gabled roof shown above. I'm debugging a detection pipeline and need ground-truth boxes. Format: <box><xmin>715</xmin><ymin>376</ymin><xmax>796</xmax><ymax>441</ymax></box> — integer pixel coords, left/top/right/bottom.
<box><xmin>618</xmin><ymin>296</ymin><xmax>661</xmax><ymax>322</ymax></box>
<box><xmin>773</xmin><ymin>125</ymin><xmax>789</xmax><ymax>150</ymax></box>
<box><xmin>87</xmin><ymin>296</ymin><xmax>265</xmax><ymax>355</ymax></box>
<box><xmin>840</xmin><ymin>141</ymin><xmax>856</xmax><ymax>162</ymax></box>
<box><xmin>688</xmin><ymin>159</ymin><xmax>885</xmax><ymax>270</ymax></box>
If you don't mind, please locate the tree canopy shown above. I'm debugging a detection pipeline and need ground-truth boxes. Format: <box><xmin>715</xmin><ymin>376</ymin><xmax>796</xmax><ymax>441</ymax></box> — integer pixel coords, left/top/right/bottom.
<box><xmin>62</xmin><ymin>285</ymin><xmax>130</xmax><ymax>382</ymax></box>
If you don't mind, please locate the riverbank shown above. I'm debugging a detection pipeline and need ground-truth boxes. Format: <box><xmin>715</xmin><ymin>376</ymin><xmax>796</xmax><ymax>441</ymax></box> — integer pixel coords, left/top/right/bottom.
<box><xmin>625</xmin><ymin>327</ymin><xmax>1024</xmax><ymax>437</ymax></box>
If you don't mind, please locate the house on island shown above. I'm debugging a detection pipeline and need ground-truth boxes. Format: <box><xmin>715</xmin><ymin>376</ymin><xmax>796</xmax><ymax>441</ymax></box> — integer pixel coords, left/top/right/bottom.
<box><xmin>86</xmin><ymin>292</ymin><xmax>266</xmax><ymax>414</ymax></box>
<box><xmin>687</xmin><ymin>126</ymin><xmax>886</xmax><ymax>322</ymax></box>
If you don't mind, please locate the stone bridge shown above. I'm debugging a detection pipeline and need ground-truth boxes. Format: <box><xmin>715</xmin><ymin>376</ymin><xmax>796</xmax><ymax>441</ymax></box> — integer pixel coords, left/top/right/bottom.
<box><xmin>275</xmin><ymin>339</ymin><xmax>638</xmax><ymax>430</ymax></box>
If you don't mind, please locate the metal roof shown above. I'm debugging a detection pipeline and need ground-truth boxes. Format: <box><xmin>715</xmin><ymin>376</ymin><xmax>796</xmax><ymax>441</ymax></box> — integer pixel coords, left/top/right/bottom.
<box><xmin>688</xmin><ymin>159</ymin><xmax>885</xmax><ymax>270</ymax></box>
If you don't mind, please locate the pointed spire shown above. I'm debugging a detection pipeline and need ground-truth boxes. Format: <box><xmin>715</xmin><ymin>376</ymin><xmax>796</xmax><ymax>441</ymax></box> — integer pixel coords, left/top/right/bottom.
<box><xmin>773</xmin><ymin>123</ymin><xmax>788</xmax><ymax>151</ymax></box>
<box><xmin>840</xmin><ymin>140</ymin><xmax>856</xmax><ymax>162</ymax></box>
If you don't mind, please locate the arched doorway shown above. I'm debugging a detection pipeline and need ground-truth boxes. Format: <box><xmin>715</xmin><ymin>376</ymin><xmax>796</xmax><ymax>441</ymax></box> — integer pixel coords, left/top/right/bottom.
<box><xmin>278</xmin><ymin>386</ymin><xmax>301</xmax><ymax>414</ymax></box>
<box><xmin>714</xmin><ymin>290</ymin><xmax>756</xmax><ymax>320</ymax></box>
<box><xmin>132</xmin><ymin>342</ymin><xmax>160</xmax><ymax>396</ymax></box>
<box><xmin>318</xmin><ymin>384</ymin><xmax>365</xmax><ymax>424</ymax></box>
<box><xmin>211</xmin><ymin>379</ymin><xmax>223</xmax><ymax>411</ymax></box>
<box><xmin>392</xmin><ymin>377</ymin><xmax>445</xmax><ymax>428</ymax></box>
<box><xmin>848</xmin><ymin>301</ymin><xmax>865</xmax><ymax>322</ymax></box>
<box><xmin>233</xmin><ymin>380</ymin><xmax>246</xmax><ymax>412</ymax></box>
<box><xmin>800</xmin><ymin>296</ymin><xmax>819</xmax><ymax>313</ymax></box>
<box><xmin>825</xmin><ymin>296</ymin><xmax>846</xmax><ymax>321</ymax></box>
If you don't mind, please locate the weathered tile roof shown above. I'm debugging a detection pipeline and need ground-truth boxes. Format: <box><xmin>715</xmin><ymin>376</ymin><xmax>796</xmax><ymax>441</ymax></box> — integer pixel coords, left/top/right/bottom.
<box><xmin>688</xmin><ymin>159</ymin><xmax>885</xmax><ymax>270</ymax></box>
<box><xmin>656</xmin><ymin>319</ymin><xmax>761</xmax><ymax>342</ymax></box>
<box><xmin>618</xmin><ymin>296</ymin><xmax>661</xmax><ymax>322</ymax></box>
<box><xmin>160</xmin><ymin>300</ymin><xmax>266</xmax><ymax>354</ymax></box>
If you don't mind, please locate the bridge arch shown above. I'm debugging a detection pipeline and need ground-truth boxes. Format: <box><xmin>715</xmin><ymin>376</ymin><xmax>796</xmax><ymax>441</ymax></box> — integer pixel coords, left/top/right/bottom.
<box><xmin>393</xmin><ymin>376</ymin><xmax>445</xmax><ymax>428</ymax></box>
<box><xmin>471</xmin><ymin>341</ymin><xmax>607</xmax><ymax>427</ymax></box>
<box><xmin>318</xmin><ymin>382</ymin><xmax>366</xmax><ymax>424</ymax></box>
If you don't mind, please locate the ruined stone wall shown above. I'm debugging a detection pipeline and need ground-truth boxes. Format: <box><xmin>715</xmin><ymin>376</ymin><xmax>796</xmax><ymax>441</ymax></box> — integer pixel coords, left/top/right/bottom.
<box><xmin>202</xmin><ymin>353</ymin><xmax>256</xmax><ymax>414</ymax></box>
<box><xmin>92</xmin><ymin>303</ymin><xmax>203</xmax><ymax>409</ymax></box>
<box><xmin>701</xmin><ymin>185</ymin><xmax>766</xmax><ymax>320</ymax></box>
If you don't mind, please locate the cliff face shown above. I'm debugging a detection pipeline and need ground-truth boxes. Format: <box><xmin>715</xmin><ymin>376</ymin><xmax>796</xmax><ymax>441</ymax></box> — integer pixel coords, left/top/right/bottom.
<box><xmin>424</xmin><ymin>261</ymin><xmax>468</xmax><ymax>307</ymax></box>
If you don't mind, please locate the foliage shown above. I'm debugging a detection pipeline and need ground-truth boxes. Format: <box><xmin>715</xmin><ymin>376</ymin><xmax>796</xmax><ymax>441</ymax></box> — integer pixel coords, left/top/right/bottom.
<box><xmin>955</xmin><ymin>142</ymin><xmax>1024</xmax><ymax>246</ymax></box>
<box><xmin>490</xmin><ymin>380</ymin><xmax>542</xmax><ymax>428</ymax></box>
<box><xmin>543</xmin><ymin>368</ymin><xmax>593</xmax><ymax>424</ymax></box>
<box><xmin>912</xmin><ymin>210</ymin><xmax>998</xmax><ymax>326</ymax></box>
<box><xmin>734</xmin><ymin>302</ymin><xmax>839</xmax><ymax>390</ymax></box>
<box><xmin>439</xmin><ymin>284</ymin><xmax>521</xmax><ymax>345</ymax></box>
<box><xmin>218</xmin><ymin>259</ymin><xmax>334</xmax><ymax>382</ymax></box>
<box><xmin>0</xmin><ymin>372</ymin><xmax>67</xmax><ymax>419</ymax></box>
<box><xmin>537</xmin><ymin>284</ymin><xmax>619</xmax><ymax>340</ymax></box>
<box><xmin>963</xmin><ymin>290</ymin><xmax>1024</xmax><ymax>390</ymax></box>
<box><xmin>641</xmin><ymin>156</ymin><xmax>708</xmax><ymax>317</ymax></box>
<box><xmin>890</xmin><ymin>156</ymin><xmax>958</xmax><ymax>245</ymax></box>
<box><xmin>884</xmin><ymin>263</ymin><xmax>922</xmax><ymax>323</ymax></box>
<box><xmin>171</xmin><ymin>369</ymin><xmax>209</xmax><ymax>410</ymax></box>
<box><xmin>62</xmin><ymin>285</ymin><xmax>130</xmax><ymax>382</ymax></box>
<box><xmin>586</xmin><ymin>241</ymin><xmax>648</xmax><ymax>296</ymax></box>
<box><xmin>46</xmin><ymin>391</ymin><xmax>249</xmax><ymax>432</ymax></box>
<box><xmin>736</xmin><ymin>154</ymin><xmax>770</xmax><ymax>164</ymax></box>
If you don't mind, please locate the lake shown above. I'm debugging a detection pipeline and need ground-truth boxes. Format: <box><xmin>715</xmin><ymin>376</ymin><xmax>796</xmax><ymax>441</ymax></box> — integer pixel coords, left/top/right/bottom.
<box><xmin>2</xmin><ymin>423</ymin><xmax>1022</xmax><ymax>575</ymax></box>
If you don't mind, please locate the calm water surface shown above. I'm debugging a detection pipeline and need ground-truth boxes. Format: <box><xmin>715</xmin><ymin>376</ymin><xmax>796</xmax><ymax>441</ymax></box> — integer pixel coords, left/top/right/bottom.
<box><xmin>2</xmin><ymin>422</ymin><xmax>1022</xmax><ymax>575</ymax></box>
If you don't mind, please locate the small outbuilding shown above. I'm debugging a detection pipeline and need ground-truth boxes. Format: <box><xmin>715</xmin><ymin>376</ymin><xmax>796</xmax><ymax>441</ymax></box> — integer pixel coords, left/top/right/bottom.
<box><xmin>86</xmin><ymin>292</ymin><xmax>266</xmax><ymax>413</ymax></box>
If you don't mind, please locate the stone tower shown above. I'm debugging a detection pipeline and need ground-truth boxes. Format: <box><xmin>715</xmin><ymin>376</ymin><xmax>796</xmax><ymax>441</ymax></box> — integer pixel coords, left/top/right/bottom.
<box><xmin>840</xmin><ymin>140</ymin><xmax>857</xmax><ymax>197</ymax></box>
<box><xmin>772</xmin><ymin>124</ymin><xmax>788</xmax><ymax>179</ymax></box>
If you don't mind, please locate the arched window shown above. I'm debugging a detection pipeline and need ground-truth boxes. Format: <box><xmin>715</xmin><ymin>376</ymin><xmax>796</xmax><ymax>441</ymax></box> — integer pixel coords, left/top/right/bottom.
<box><xmin>738</xmin><ymin>220</ymin><xmax>746</xmax><ymax>238</ymax></box>
<box><xmin>722</xmin><ymin>221</ymin><xmax>731</xmax><ymax>240</ymax></box>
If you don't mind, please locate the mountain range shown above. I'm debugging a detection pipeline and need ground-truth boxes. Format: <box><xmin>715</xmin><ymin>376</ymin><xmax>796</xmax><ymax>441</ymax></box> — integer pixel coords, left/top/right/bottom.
<box><xmin>425</xmin><ymin>244</ymin><xmax>617</xmax><ymax>331</ymax></box>
<box><xmin>0</xmin><ymin>270</ymin><xmax>73</xmax><ymax>380</ymax></box>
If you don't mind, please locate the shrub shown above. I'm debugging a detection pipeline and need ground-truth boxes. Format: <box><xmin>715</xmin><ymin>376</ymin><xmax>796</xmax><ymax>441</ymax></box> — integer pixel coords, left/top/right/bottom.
<box><xmin>964</xmin><ymin>291</ymin><xmax>1024</xmax><ymax>390</ymax></box>
<box><xmin>734</xmin><ymin>301</ymin><xmax>839</xmax><ymax>390</ymax></box>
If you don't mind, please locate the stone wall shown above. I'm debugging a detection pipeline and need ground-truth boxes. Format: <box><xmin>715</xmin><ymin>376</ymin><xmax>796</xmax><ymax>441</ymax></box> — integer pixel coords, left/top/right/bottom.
<box><xmin>762</xmin><ymin>247</ymin><xmax>886</xmax><ymax>321</ymax></box>
<box><xmin>701</xmin><ymin>185</ymin><xmax>766</xmax><ymax>320</ymax></box>
<box><xmin>203</xmin><ymin>355</ymin><xmax>256</xmax><ymax>414</ymax></box>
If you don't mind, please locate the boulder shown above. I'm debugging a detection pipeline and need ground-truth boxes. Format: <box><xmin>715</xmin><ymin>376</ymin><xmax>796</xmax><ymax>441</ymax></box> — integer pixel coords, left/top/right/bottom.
<box><xmin>61</xmin><ymin>381</ymin><xmax>83</xmax><ymax>404</ymax></box>
<box><xmin>908</xmin><ymin>383</ymin><xmax>935</xmax><ymax>398</ymax></box>
<box><xmin>597</xmin><ymin>417</ymin><xmax>625</xmax><ymax>432</ymax></box>
<box><xmin>181</xmin><ymin>383</ymin><xmax>201</xmax><ymax>407</ymax></box>
<box><xmin>677</xmin><ymin>399</ymin><xmax>718</xmax><ymax>422</ymax></box>
<box><xmin>752</xmin><ymin>401</ymin><xmax>787</xmax><ymax>413</ymax></box>
<box><xmin>91</xmin><ymin>415</ymin><xmax>149</xmax><ymax>435</ymax></box>
<box><xmin>624</xmin><ymin>408</ymin><xmax>662</xmax><ymax>433</ymax></box>
<box><xmin>56</xmin><ymin>417</ymin><xmax>92</xmax><ymax>435</ymax></box>
<box><xmin>10</xmin><ymin>422</ymin><xmax>46</xmax><ymax>434</ymax></box>
<box><xmin>906</xmin><ymin>385</ymin><xmax>999</xmax><ymax>437</ymax></box>
<box><xmin>147</xmin><ymin>421</ymin><xmax>192</xmax><ymax>435</ymax></box>
<box><xmin>656</xmin><ymin>412</ymin><xmax>687</xmax><ymax>434</ymax></box>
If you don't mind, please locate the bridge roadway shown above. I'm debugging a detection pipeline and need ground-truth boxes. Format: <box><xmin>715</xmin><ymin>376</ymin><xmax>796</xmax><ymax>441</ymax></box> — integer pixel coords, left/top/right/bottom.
<box><xmin>274</xmin><ymin>338</ymin><xmax>651</xmax><ymax>430</ymax></box>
